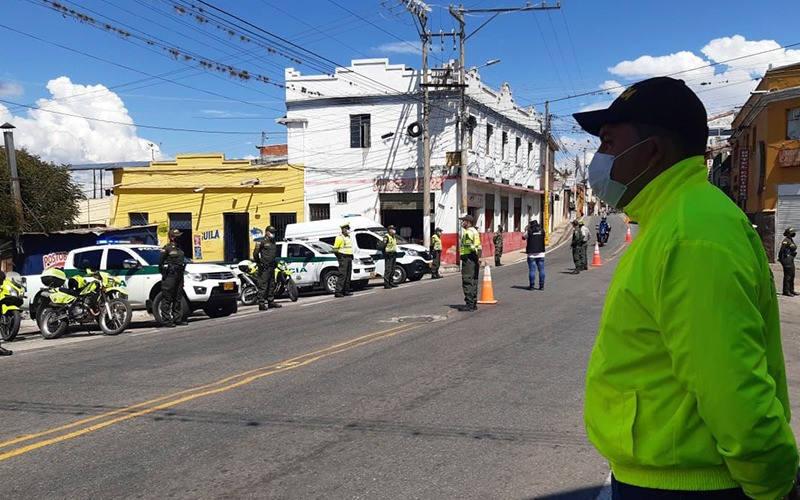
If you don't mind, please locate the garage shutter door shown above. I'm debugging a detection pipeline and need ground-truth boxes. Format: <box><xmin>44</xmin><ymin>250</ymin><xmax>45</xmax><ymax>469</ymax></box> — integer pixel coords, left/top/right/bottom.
<box><xmin>776</xmin><ymin>184</ymin><xmax>800</xmax><ymax>261</ymax></box>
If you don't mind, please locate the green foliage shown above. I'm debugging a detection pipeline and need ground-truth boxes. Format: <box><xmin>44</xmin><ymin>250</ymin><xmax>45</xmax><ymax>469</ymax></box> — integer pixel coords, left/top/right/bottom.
<box><xmin>0</xmin><ymin>148</ymin><xmax>84</xmax><ymax>237</ymax></box>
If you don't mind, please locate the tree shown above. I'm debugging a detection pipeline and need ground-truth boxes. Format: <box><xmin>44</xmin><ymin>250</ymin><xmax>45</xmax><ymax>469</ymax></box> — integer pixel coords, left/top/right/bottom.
<box><xmin>0</xmin><ymin>148</ymin><xmax>84</xmax><ymax>237</ymax></box>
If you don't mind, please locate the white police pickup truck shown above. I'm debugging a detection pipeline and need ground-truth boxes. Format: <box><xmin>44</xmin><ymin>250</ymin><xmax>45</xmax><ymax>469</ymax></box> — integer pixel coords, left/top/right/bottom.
<box><xmin>277</xmin><ymin>240</ymin><xmax>375</xmax><ymax>293</ymax></box>
<box><xmin>24</xmin><ymin>244</ymin><xmax>239</xmax><ymax>322</ymax></box>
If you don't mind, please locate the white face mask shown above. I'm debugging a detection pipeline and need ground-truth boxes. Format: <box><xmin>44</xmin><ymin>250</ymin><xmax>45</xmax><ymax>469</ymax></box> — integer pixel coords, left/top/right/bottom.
<box><xmin>588</xmin><ymin>137</ymin><xmax>653</xmax><ymax>208</ymax></box>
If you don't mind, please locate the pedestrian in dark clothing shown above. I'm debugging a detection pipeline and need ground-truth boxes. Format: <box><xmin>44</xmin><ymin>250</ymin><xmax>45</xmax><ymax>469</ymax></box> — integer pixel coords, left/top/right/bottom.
<box><xmin>493</xmin><ymin>226</ymin><xmax>504</xmax><ymax>266</ymax></box>
<box><xmin>431</xmin><ymin>227</ymin><xmax>443</xmax><ymax>279</ymax></box>
<box><xmin>254</xmin><ymin>226</ymin><xmax>281</xmax><ymax>310</ymax></box>
<box><xmin>779</xmin><ymin>227</ymin><xmax>798</xmax><ymax>297</ymax></box>
<box><xmin>570</xmin><ymin>220</ymin><xmax>583</xmax><ymax>274</ymax></box>
<box><xmin>522</xmin><ymin>221</ymin><xmax>546</xmax><ymax>289</ymax></box>
<box><xmin>158</xmin><ymin>229</ymin><xmax>187</xmax><ymax>327</ymax></box>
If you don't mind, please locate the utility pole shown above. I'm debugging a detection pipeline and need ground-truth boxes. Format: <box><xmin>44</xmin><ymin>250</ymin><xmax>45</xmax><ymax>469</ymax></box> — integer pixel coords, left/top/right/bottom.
<box><xmin>543</xmin><ymin>100</ymin><xmax>551</xmax><ymax>245</ymax></box>
<box><xmin>1</xmin><ymin>123</ymin><xmax>24</xmax><ymax>229</ymax></box>
<box><xmin>449</xmin><ymin>2</ymin><xmax>561</xmax><ymax>219</ymax></box>
<box><xmin>400</xmin><ymin>0</ymin><xmax>433</xmax><ymax>248</ymax></box>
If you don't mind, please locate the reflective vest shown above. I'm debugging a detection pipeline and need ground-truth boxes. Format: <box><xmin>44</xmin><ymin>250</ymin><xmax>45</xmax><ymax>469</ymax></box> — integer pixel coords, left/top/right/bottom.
<box><xmin>460</xmin><ymin>227</ymin><xmax>481</xmax><ymax>255</ymax></box>
<box><xmin>384</xmin><ymin>234</ymin><xmax>397</xmax><ymax>252</ymax></box>
<box><xmin>333</xmin><ymin>234</ymin><xmax>353</xmax><ymax>255</ymax></box>
<box><xmin>432</xmin><ymin>234</ymin><xmax>442</xmax><ymax>251</ymax></box>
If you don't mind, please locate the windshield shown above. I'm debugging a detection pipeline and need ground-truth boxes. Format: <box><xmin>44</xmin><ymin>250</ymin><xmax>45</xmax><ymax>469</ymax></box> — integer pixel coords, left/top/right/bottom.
<box><xmin>135</xmin><ymin>247</ymin><xmax>163</xmax><ymax>265</ymax></box>
<box><xmin>307</xmin><ymin>241</ymin><xmax>334</xmax><ymax>254</ymax></box>
<box><xmin>368</xmin><ymin>228</ymin><xmax>409</xmax><ymax>244</ymax></box>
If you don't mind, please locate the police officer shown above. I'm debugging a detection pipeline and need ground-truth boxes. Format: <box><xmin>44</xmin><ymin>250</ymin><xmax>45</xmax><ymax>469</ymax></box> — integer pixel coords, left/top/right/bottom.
<box><xmin>382</xmin><ymin>225</ymin><xmax>399</xmax><ymax>289</ymax></box>
<box><xmin>158</xmin><ymin>229</ymin><xmax>187</xmax><ymax>327</ymax></box>
<box><xmin>431</xmin><ymin>227</ymin><xmax>443</xmax><ymax>279</ymax></box>
<box><xmin>254</xmin><ymin>226</ymin><xmax>282</xmax><ymax>310</ymax></box>
<box><xmin>0</xmin><ymin>270</ymin><xmax>13</xmax><ymax>355</ymax></box>
<box><xmin>333</xmin><ymin>222</ymin><xmax>353</xmax><ymax>297</ymax></box>
<box><xmin>570</xmin><ymin>220</ymin><xmax>583</xmax><ymax>274</ymax></box>
<box><xmin>779</xmin><ymin>227</ymin><xmax>798</xmax><ymax>297</ymax></box>
<box><xmin>493</xmin><ymin>225</ymin><xmax>504</xmax><ymax>267</ymax></box>
<box><xmin>459</xmin><ymin>215</ymin><xmax>482</xmax><ymax>311</ymax></box>
<box><xmin>579</xmin><ymin>219</ymin><xmax>590</xmax><ymax>270</ymax></box>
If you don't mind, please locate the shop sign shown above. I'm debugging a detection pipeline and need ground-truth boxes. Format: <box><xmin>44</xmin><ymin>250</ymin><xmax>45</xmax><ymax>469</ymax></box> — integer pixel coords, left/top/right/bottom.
<box><xmin>373</xmin><ymin>176</ymin><xmax>445</xmax><ymax>193</ymax></box>
<box><xmin>42</xmin><ymin>251</ymin><xmax>68</xmax><ymax>270</ymax></box>
<box><xmin>739</xmin><ymin>148</ymin><xmax>750</xmax><ymax>200</ymax></box>
<box><xmin>467</xmin><ymin>192</ymin><xmax>484</xmax><ymax>208</ymax></box>
<box><xmin>778</xmin><ymin>146</ymin><xmax>800</xmax><ymax>167</ymax></box>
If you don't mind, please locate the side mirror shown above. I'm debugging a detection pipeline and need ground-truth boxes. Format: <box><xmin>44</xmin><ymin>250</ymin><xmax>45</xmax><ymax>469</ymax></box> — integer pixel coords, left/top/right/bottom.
<box><xmin>122</xmin><ymin>258</ymin><xmax>141</xmax><ymax>270</ymax></box>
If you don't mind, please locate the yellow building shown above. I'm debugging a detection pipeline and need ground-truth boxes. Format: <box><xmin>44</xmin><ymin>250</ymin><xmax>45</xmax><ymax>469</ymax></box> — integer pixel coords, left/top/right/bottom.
<box><xmin>730</xmin><ymin>62</ymin><xmax>800</xmax><ymax>260</ymax></box>
<box><xmin>110</xmin><ymin>153</ymin><xmax>304</xmax><ymax>263</ymax></box>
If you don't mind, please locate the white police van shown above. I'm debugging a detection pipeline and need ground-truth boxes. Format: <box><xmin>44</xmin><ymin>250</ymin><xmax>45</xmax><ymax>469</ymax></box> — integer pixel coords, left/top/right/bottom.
<box><xmin>24</xmin><ymin>244</ymin><xmax>239</xmax><ymax>322</ymax></box>
<box><xmin>284</xmin><ymin>216</ymin><xmax>431</xmax><ymax>284</ymax></box>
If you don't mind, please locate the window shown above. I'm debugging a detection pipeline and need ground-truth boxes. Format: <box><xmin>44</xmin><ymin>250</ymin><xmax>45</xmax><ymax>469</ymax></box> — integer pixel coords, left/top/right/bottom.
<box><xmin>515</xmin><ymin>137</ymin><xmax>522</xmax><ymax>163</ymax></box>
<box><xmin>129</xmin><ymin>212</ymin><xmax>149</xmax><ymax>226</ymax></box>
<box><xmin>500</xmin><ymin>196</ymin><xmax>509</xmax><ymax>228</ymax></box>
<box><xmin>106</xmin><ymin>249</ymin><xmax>135</xmax><ymax>270</ymax></box>
<box><xmin>309</xmin><ymin>203</ymin><xmax>330</xmax><ymax>221</ymax></box>
<box><xmin>486</xmin><ymin>124</ymin><xmax>493</xmax><ymax>156</ymax></box>
<box><xmin>287</xmin><ymin>244</ymin><xmax>315</xmax><ymax>259</ymax></box>
<box><xmin>502</xmin><ymin>131</ymin><xmax>508</xmax><ymax>160</ymax></box>
<box><xmin>468</xmin><ymin>115</ymin><xmax>476</xmax><ymax>149</ymax></box>
<box><xmin>484</xmin><ymin>193</ymin><xmax>495</xmax><ymax>232</ymax></box>
<box><xmin>788</xmin><ymin>107</ymin><xmax>800</xmax><ymax>140</ymax></box>
<box><xmin>350</xmin><ymin>114</ymin><xmax>371</xmax><ymax>148</ymax></box>
<box><xmin>168</xmin><ymin>212</ymin><xmax>193</xmax><ymax>257</ymax></box>
<box><xmin>356</xmin><ymin>233</ymin><xmax>379</xmax><ymax>250</ymax></box>
<box><xmin>336</xmin><ymin>191</ymin><xmax>348</xmax><ymax>204</ymax></box>
<box><xmin>72</xmin><ymin>249</ymin><xmax>103</xmax><ymax>271</ymax></box>
<box><xmin>319</xmin><ymin>236</ymin><xmax>337</xmax><ymax>246</ymax></box>
<box><xmin>513</xmin><ymin>197</ymin><xmax>522</xmax><ymax>232</ymax></box>
<box><xmin>528</xmin><ymin>142</ymin><xmax>534</xmax><ymax>168</ymax></box>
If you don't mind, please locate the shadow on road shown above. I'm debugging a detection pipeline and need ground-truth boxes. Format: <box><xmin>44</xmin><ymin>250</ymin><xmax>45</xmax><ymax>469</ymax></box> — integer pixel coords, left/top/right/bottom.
<box><xmin>529</xmin><ymin>486</ymin><xmax>603</xmax><ymax>499</ymax></box>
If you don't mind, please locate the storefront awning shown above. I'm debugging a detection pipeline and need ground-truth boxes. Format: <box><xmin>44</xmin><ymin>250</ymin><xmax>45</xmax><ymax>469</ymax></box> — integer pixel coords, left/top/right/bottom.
<box><xmin>467</xmin><ymin>176</ymin><xmax>544</xmax><ymax>195</ymax></box>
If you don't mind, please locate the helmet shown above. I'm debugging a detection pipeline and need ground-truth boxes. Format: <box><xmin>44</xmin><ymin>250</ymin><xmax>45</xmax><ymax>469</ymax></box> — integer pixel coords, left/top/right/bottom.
<box><xmin>237</xmin><ymin>259</ymin><xmax>256</xmax><ymax>273</ymax></box>
<box><xmin>785</xmin><ymin>227</ymin><xmax>796</xmax><ymax>237</ymax></box>
<box><xmin>266</xmin><ymin>226</ymin><xmax>276</xmax><ymax>233</ymax></box>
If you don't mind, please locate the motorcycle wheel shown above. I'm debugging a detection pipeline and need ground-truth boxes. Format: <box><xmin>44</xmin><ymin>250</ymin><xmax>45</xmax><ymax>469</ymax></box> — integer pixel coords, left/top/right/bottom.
<box><xmin>0</xmin><ymin>310</ymin><xmax>21</xmax><ymax>341</ymax></box>
<box><xmin>240</xmin><ymin>284</ymin><xmax>258</xmax><ymax>306</ymax></box>
<box><xmin>287</xmin><ymin>278</ymin><xmax>299</xmax><ymax>302</ymax></box>
<box><xmin>98</xmin><ymin>299</ymin><xmax>132</xmax><ymax>335</ymax></box>
<box><xmin>39</xmin><ymin>307</ymin><xmax>68</xmax><ymax>340</ymax></box>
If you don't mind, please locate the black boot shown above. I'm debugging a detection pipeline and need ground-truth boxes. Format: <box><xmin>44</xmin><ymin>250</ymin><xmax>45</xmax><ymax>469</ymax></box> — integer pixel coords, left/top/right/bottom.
<box><xmin>0</xmin><ymin>345</ymin><xmax>12</xmax><ymax>356</ymax></box>
<box><xmin>269</xmin><ymin>302</ymin><xmax>282</xmax><ymax>309</ymax></box>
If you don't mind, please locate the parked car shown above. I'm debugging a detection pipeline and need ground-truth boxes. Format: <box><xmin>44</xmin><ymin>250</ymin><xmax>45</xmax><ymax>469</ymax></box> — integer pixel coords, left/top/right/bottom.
<box><xmin>284</xmin><ymin>216</ymin><xmax>431</xmax><ymax>283</ymax></box>
<box><xmin>24</xmin><ymin>244</ymin><xmax>239</xmax><ymax>322</ymax></box>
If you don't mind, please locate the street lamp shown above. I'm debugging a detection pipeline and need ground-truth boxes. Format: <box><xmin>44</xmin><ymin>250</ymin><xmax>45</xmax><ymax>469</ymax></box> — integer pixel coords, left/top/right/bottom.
<box><xmin>471</xmin><ymin>59</ymin><xmax>501</xmax><ymax>71</ymax></box>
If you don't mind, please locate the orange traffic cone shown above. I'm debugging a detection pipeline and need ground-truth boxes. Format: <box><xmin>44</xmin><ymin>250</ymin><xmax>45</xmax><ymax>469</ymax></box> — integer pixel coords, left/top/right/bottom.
<box><xmin>625</xmin><ymin>225</ymin><xmax>633</xmax><ymax>243</ymax></box>
<box><xmin>477</xmin><ymin>264</ymin><xmax>498</xmax><ymax>305</ymax></box>
<box><xmin>591</xmin><ymin>242</ymin><xmax>603</xmax><ymax>267</ymax></box>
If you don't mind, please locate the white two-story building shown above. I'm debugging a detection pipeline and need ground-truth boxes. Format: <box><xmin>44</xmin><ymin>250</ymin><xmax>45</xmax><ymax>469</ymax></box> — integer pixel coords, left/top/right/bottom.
<box><xmin>280</xmin><ymin>58</ymin><xmax>549</xmax><ymax>264</ymax></box>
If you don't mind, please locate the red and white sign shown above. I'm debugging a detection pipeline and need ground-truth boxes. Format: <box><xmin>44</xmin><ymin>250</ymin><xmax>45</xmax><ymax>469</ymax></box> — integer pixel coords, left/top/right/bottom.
<box><xmin>42</xmin><ymin>252</ymin><xmax>68</xmax><ymax>270</ymax></box>
<box><xmin>373</xmin><ymin>176</ymin><xmax>445</xmax><ymax>193</ymax></box>
<box><xmin>738</xmin><ymin>148</ymin><xmax>750</xmax><ymax>200</ymax></box>
<box><xmin>778</xmin><ymin>147</ymin><xmax>800</xmax><ymax>167</ymax></box>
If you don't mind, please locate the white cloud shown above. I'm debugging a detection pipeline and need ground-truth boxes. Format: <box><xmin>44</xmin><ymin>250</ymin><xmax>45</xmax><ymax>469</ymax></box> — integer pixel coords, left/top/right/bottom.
<box><xmin>0</xmin><ymin>81</ymin><xmax>23</xmax><ymax>98</ymax></box>
<box><xmin>0</xmin><ymin>77</ymin><xmax>161</xmax><ymax>165</ymax></box>
<box><xmin>373</xmin><ymin>41</ymin><xmax>422</xmax><ymax>55</ymax></box>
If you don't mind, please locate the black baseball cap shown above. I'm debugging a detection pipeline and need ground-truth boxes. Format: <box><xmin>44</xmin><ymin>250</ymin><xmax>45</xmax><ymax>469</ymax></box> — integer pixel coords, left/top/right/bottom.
<box><xmin>573</xmin><ymin>77</ymin><xmax>708</xmax><ymax>152</ymax></box>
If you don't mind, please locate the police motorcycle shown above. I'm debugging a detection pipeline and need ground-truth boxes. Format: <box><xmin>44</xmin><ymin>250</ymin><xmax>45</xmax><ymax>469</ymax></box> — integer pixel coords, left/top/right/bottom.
<box><xmin>596</xmin><ymin>218</ymin><xmax>611</xmax><ymax>247</ymax></box>
<box><xmin>232</xmin><ymin>260</ymin><xmax>298</xmax><ymax>305</ymax></box>
<box><xmin>0</xmin><ymin>272</ymin><xmax>25</xmax><ymax>341</ymax></box>
<box><xmin>36</xmin><ymin>268</ymin><xmax>133</xmax><ymax>339</ymax></box>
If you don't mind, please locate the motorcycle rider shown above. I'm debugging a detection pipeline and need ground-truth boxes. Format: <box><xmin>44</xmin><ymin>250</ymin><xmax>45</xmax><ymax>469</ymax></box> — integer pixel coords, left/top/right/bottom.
<box><xmin>0</xmin><ymin>270</ymin><xmax>13</xmax><ymax>355</ymax></box>
<box><xmin>158</xmin><ymin>229</ymin><xmax>187</xmax><ymax>327</ymax></box>
<box><xmin>596</xmin><ymin>216</ymin><xmax>611</xmax><ymax>245</ymax></box>
<box><xmin>254</xmin><ymin>225</ymin><xmax>282</xmax><ymax>311</ymax></box>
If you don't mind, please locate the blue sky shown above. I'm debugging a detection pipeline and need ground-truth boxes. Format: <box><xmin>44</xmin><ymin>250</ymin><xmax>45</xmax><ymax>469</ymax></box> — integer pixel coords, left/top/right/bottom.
<box><xmin>3</xmin><ymin>0</ymin><xmax>800</xmax><ymax>183</ymax></box>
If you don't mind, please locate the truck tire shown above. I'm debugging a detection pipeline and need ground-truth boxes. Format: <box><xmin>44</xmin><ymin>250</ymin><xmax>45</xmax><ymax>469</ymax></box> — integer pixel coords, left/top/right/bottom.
<box><xmin>152</xmin><ymin>292</ymin><xmax>191</xmax><ymax>325</ymax></box>
<box><xmin>392</xmin><ymin>266</ymin><xmax>407</xmax><ymax>285</ymax></box>
<box><xmin>321</xmin><ymin>269</ymin><xmax>339</xmax><ymax>294</ymax></box>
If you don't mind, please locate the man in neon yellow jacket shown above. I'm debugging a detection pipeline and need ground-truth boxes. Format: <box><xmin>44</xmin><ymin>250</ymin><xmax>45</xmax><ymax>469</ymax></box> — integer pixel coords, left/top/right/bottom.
<box><xmin>574</xmin><ymin>77</ymin><xmax>799</xmax><ymax>499</ymax></box>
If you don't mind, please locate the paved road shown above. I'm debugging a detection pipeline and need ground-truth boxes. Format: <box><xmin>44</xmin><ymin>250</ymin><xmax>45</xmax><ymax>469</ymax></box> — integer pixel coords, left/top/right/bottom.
<box><xmin>0</xmin><ymin>216</ymin><xmax>627</xmax><ymax>499</ymax></box>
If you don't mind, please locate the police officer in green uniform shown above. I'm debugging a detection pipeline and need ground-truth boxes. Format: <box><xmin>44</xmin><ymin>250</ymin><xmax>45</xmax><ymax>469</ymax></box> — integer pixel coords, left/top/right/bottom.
<box><xmin>493</xmin><ymin>225</ymin><xmax>504</xmax><ymax>266</ymax></box>
<box><xmin>333</xmin><ymin>222</ymin><xmax>353</xmax><ymax>297</ymax></box>
<box><xmin>459</xmin><ymin>215</ymin><xmax>482</xmax><ymax>311</ymax></box>
<box><xmin>570</xmin><ymin>220</ymin><xmax>583</xmax><ymax>274</ymax></box>
<box><xmin>254</xmin><ymin>226</ymin><xmax>282</xmax><ymax>310</ymax></box>
<box><xmin>431</xmin><ymin>227</ymin><xmax>443</xmax><ymax>279</ymax></box>
<box><xmin>382</xmin><ymin>225</ymin><xmax>399</xmax><ymax>289</ymax></box>
<box><xmin>158</xmin><ymin>229</ymin><xmax>187</xmax><ymax>327</ymax></box>
<box><xmin>779</xmin><ymin>227</ymin><xmax>798</xmax><ymax>297</ymax></box>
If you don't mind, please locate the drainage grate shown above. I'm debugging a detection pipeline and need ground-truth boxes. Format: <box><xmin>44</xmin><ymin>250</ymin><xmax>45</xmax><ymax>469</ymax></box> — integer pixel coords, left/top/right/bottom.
<box><xmin>397</xmin><ymin>316</ymin><xmax>435</xmax><ymax>323</ymax></box>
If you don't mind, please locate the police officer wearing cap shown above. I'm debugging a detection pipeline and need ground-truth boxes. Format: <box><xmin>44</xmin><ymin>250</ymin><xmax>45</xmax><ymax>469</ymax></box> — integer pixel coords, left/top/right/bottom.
<box><xmin>430</xmin><ymin>227</ymin><xmax>443</xmax><ymax>279</ymax></box>
<box><xmin>333</xmin><ymin>222</ymin><xmax>353</xmax><ymax>297</ymax></box>
<box><xmin>459</xmin><ymin>214</ymin><xmax>482</xmax><ymax>311</ymax></box>
<box><xmin>253</xmin><ymin>225</ymin><xmax>281</xmax><ymax>310</ymax></box>
<box><xmin>158</xmin><ymin>229</ymin><xmax>187</xmax><ymax>327</ymax></box>
<box><xmin>382</xmin><ymin>225</ymin><xmax>399</xmax><ymax>289</ymax></box>
<box><xmin>573</xmin><ymin>76</ymin><xmax>800</xmax><ymax>498</ymax></box>
<box><xmin>779</xmin><ymin>227</ymin><xmax>798</xmax><ymax>296</ymax></box>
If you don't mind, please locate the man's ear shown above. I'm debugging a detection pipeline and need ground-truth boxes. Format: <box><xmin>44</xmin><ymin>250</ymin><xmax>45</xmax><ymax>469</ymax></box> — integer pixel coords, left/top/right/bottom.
<box><xmin>647</xmin><ymin>136</ymin><xmax>668</xmax><ymax>171</ymax></box>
